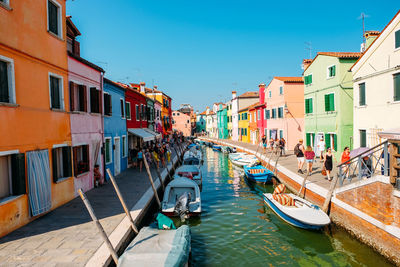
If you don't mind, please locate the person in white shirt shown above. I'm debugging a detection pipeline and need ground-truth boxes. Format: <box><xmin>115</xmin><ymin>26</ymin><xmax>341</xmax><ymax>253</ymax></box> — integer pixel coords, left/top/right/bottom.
<box><xmin>318</xmin><ymin>138</ymin><xmax>325</xmax><ymax>162</ymax></box>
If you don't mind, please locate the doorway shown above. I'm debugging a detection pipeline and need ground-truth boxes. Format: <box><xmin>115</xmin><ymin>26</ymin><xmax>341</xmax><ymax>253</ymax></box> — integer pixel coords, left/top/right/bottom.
<box><xmin>114</xmin><ymin>137</ymin><xmax>121</xmax><ymax>175</ymax></box>
<box><xmin>314</xmin><ymin>133</ymin><xmax>324</xmax><ymax>157</ymax></box>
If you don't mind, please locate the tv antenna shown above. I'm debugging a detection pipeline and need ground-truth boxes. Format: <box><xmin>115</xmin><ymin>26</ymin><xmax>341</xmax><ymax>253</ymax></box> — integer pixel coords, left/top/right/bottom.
<box><xmin>305</xmin><ymin>42</ymin><xmax>312</xmax><ymax>59</ymax></box>
<box><xmin>358</xmin><ymin>12</ymin><xmax>370</xmax><ymax>44</ymax></box>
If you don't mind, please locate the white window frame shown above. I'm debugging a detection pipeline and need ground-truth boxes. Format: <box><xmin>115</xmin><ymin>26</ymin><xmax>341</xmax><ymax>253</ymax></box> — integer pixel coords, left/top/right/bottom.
<box><xmin>0</xmin><ymin>0</ymin><xmax>10</xmax><ymax>7</ymax></box>
<box><xmin>324</xmin><ymin>92</ymin><xmax>336</xmax><ymax>112</ymax></box>
<box><xmin>305</xmin><ymin>97</ymin><xmax>314</xmax><ymax>115</ymax></box>
<box><xmin>120</xmin><ymin>98</ymin><xmax>125</xmax><ymax>119</ymax></box>
<box><xmin>122</xmin><ymin>135</ymin><xmax>127</xmax><ymax>158</ymax></box>
<box><xmin>46</xmin><ymin>0</ymin><xmax>63</xmax><ymax>39</ymax></box>
<box><xmin>326</xmin><ymin>65</ymin><xmax>336</xmax><ymax>79</ymax></box>
<box><xmin>0</xmin><ymin>55</ymin><xmax>16</xmax><ymax>104</ymax></box>
<box><xmin>105</xmin><ymin>137</ymin><xmax>112</xmax><ymax>164</ymax></box>
<box><xmin>48</xmin><ymin>72</ymin><xmax>64</xmax><ymax>110</ymax></box>
<box><xmin>125</xmin><ymin>101</ymin><xmax>131</xmax><ymax>120</ymax></box>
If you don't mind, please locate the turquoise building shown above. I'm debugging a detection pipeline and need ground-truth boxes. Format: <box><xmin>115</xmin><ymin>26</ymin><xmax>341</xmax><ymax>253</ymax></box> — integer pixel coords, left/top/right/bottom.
<box><xmin>217</xmin><ymin>104</ymin><xmax>228</xmax><ymax>139</ymax></box>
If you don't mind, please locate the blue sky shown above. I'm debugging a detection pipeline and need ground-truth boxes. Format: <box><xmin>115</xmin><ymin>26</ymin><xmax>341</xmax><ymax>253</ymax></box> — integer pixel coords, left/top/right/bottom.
<box><xmin>66</xmin><ymin>1</ymin><xmax>399</xmax><ymax>112</ymax></box>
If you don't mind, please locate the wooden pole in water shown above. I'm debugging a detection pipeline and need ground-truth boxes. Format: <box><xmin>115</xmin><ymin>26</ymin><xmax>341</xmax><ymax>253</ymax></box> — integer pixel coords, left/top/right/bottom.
<box><xmin>78</xmin><ymin>189</ymin><xmax>119</xmax><ymax>265</ymax></box>
<box><xmin>322</xmin><ymin>174</ymin><xmax>340</xmax><ymax>213</ymax></box>
<box><xmin>297</xmin><ymin>172</ymin><xmax>311</xmax><ymax>198</ymax></box>
<box><xmin>106</xmin><ymin>169</ymin><xmax>139</xmax><ymax>234</ymax></box>
<box><xmin>151</xmin><ymin>154</ymin><xmax>165</xmax><ymax>191</ymax></box>
<box><xmin>142</xmin><ymin>152</ymin><xmax>161</xmax><ymax>207</ymax></box>
<box><xmin>272</xmin><ymin>154</ymin><xmax>281</xmax><ymax>176</ymax></box>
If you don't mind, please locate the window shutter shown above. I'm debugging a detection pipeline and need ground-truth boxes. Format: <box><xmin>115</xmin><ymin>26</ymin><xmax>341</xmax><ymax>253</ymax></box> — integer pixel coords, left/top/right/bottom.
<box><xmin>324</xmin><ymin>94</ymin><xmax>330</xmax><ymax>111</ymax></box>
<box><xmin>62</xmin><ymin>146</ymin><xmax>72</xmax><ymax>177</ymax></box>
<box><xmin>73</xmin><ymin>147</ymin><xmax>78</xmax><ymax>176</ymax></box>
<box><xmin>359</xmin><ymin>83</ymin><xmax>365</xmax><ymax>106</ymax></box>
<box><xmin>98</xmin><ymin>90</ymin><xmax>102</xmax><ymax>114</ymax></box>
<box><xmin>325</xmin><ymin>134</ymin><xmax>330</xmax><ymax>149</ymax></box>
<box><xmin>309</xmin><ymin>99</ymin><xmax>313</xmax><ymax>113</ymax></box>
<box><xmin>305</xmin><ymin>99</ymin><xmax>309</xmax><ymax>113</ymax></box>
<box><xmin>0</xmin><ymin>60</ymin><xmax>9</xmax><ymax>103</ymax></box>
<box><xmin>11</xmin><ymin>153</ymin><xmax>26</xmax><ymax>195</ymax></box>
<box><xmin>69</xmin><ymin>81</ymin><xmax>75</xmax><ymax>111</ymax></box>
<box><xmin>394</xmin><ymin>74</ymin><xmax>400</xmax><ymax>101</ymax></box>
<box><xmin>332</xmin><ymin>65</ymin><xmax>336</xmax><ymax>76</ymax></box>
<box><xmin>330</xmin><ymin>94</ymin><xmax>335</xmax><ymax>111</ymax></box>
<box><xmin>50</xmin><ymin>76</ymin><xmax>60</xmax><ymax>109</ymax></box>
<box><xmin>52</xmin><ymin>148</ymin><xmax>59</xmax><ymax>182</ymax></box>
<box><xmin>306</xmin><ymin>133</ymin><xmax>311</xmax><ymax>147</ymax></box>
<box><xmin>333</xmin><ymin>134</ymin><xmax>338</xmax><ymax>151</ymax></box>
<box><xmin>83</xmin><ymin>85</ymin><xmax>87</xmax><ymax>112</ymax></box>
<box><xmin>395</xmin><ymin>30</ymin><xmax>400</xmax><ymax>49</ymax></box>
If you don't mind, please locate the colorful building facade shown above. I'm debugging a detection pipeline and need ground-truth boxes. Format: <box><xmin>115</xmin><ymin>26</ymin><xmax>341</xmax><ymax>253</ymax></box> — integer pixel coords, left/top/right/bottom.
<box><xmin>248</xmin><ymin>103</ymin><xmax>259</xmax><ymax>145</ymax></box>
<box><xmin>231</xmin><ymin>91</ymin><xmax>258</xmax><ymax>141</ymax></box>
<box><xmin>145</xmin><ymin>86</ymin><xmax>172</xmax><ymax>136</ymax></box>
<box><xmin>303</xmin><ymin>52</ymin><xmax>361</xmax><ymax>158</ymax></box>
<box><xmin>217</xmin><ymin>103</ymin><xmax>228</xmax><ymax>139</ymax></box>
<box><xmin>264</xmin><ymin>77</ymin><xmax>304</xmax><ymax>150</ymax></box>
<box><xmin>255</xmin><ymin>83</ymin><xmax>267</xmax><ymax>140</ymax></box>
<box><xmin>172</xmin><ymin>110</ymin><xmax>192</xmax><ymax>136</ymax></box>
<box><xmin>196</xmin><ymin>110</ymin><xmax>207</xmax><ymax>134</ymax></box>
<box><xmin>226</xmin><ymin>100</ymin><xmax>232</xmax><ymax>139</ymax></box>
<box><xmin>0</xmin><ymin>0</ymin><xmax>74</xmax><ymax>237</ymax></box>
<box><xmin>238</xmin><ymin>107</ymin><xmax>250</xmax><ymax>143</ymax></box>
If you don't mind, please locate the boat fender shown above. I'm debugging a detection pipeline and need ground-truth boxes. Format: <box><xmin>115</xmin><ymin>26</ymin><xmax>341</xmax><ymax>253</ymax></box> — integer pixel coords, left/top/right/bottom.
<box><xmin>311</xmin><ymin>205</ymin><xmax>320</xmax><ymax>210</ymax></box>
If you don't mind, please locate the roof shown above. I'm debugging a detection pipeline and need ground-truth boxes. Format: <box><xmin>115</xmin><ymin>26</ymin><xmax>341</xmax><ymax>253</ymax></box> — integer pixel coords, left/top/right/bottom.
<box><xmin>199</xmin><ymin>110</ymin><xmax>207</xmax><ymax>115</ymax></box>
<box><xmin>365</xmin><ymin>30</ymin><xmax>380</xmax><ymax>36</ymax></box>
<box><xmin>104</xmin><ymin>78</ymin><xmax>126</xmax><ymax>91</ymax></box>
<box><xmin>351</xmin><ymin>10</ymin><xmax>400</xmax><ymax>71</ymax></box>
<box><xmin>66</xmin><ymin>16</ymin><xmax>81</xmax><ymax>37</ymax></box>
<box><xmin>238</xmin><ymin>91</ymin><xmax>258</xmax><ymax>98</ymax></box>
<box><xmin>238</xmin><ymin>104</ymin><xmax>253</xmax><ymax>113</ymax></box>
<box><xmin>67</xmin><ymin>51</ymin><xmax>105</xmax><ymax>73</ymax></box>
<box><xmin>274</xmin><ymin>77</ymin><xmax>303</xmax><ymax>83</ymax></box>
<box><xmin>247</xmin><ymin>102</ymin><xmax>260</xmax><ymax>111</ymax></box>
<box><xmin>304</xmin><ymin>52</ymin><xmax>362</xmax><ymax>72</ymax></box>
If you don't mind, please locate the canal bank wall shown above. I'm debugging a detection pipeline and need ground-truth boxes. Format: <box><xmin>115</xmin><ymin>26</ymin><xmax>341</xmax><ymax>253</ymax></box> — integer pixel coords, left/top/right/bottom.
<box><xmin>201</xmin><ymin>137</ymin><xmax>400</xmax><ymax>265</ymax></box>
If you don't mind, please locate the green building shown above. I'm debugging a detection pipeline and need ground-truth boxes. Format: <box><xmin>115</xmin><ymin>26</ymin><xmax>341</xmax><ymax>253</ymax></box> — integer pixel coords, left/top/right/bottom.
<box><xmin>217</xmin><ymin>104</ymin><xmax>228</xmax><ymax>139</ymax></box>
<box><xmin>303</xmin><ymin>52</ymin><xmax>361</xmax><ymax>158</ymax></box>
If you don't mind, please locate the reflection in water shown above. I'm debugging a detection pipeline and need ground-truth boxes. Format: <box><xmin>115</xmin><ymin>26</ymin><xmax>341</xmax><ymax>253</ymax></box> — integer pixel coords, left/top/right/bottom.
<box><xmin>183</xmin><ymin>147</ymin><xmax>392</xmax><ymax>267</ymax></box>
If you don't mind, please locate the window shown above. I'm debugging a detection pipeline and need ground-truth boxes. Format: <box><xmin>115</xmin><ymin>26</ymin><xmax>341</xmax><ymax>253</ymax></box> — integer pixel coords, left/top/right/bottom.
<box><xmin>324</xmin><ymin>133</ymin><xmax>338</xmax><ymax>151</ymax></box>
<box><xmin>120</xmin><ymin>99</ymin><xmax>125</xmax><ymax>118</ymax></box>
<box><xmin>249</xmin><ymin>113</ymin><xmax>252</xmax><ymax>122</ymax></box>
<box><xmin>49</xmin><ymin>74</ymin><xmax>64</xmax><ymax>110</ymax></box>
<box><xmin>271</xmin><ymin>108</ymin><xmax>276</xmax><ymax>119</ymax></box>
<box><xmin>105</xmin><ymin>138</ymin><xmax>112</xmax><ymax>164</ymax></box>
<box><xmin>136</xmin><ymin>105</ymin><xmax>139</xmax><ymax>120</ymax></box>
<box><xmin>324</xmin><ymin>93</ymin><xmax>335</xmax><ymax>112</ymax></box>
<box><xmin>279</xmin><ymin>86</ymin><xmax>283</xmax><ymax>95</ymax></box>
<box><xmin>359</xmin><ymin>83</ymin><xmax>366</xmax><ymax>106</ymax></box>
<box><xmin>141</xmin><ymin>104</ymin><xmax>145</xmax><ymax>120</ymax></box>
<box><xmin>268</xmin><ymin>91</ymin><xmax>272</xmax><ymax>98</ymax></box>
<box><xmin>73</xmin><ymin>145</ymin><xmax>89</xmax><ymax>176</ymax></box>
<box><xmin>122</xmin><ymin>136</ymin><xmax>127</xmax><ymax>157</ymax></box>
<box><xmin>0</xmin><ymin>55</ymin><xmax>16</xmax><ymax>104</ymax></box>
<box><xmin>360</xmin><ymin>130</ymin><xmax>367</xmax><ymax>148</ymax></box>
<box><xmin>104</xmin><ymin>93</ymin><xmax>112</xmax><ymax>116</ymax></box>
<box><xmin>90</xmin><ymin>87</ymin><xmax>101</xmax><ymax>114</ymax></box>
<box><xmin>125</xmin><ymin>102</ymin><xmax>131</xmax><ymax>120</ymax></box>
<box><xmin>306</xmin><ymin>133</ymin><xmax>315</xmax><ymax>147</ymax></box>
<box><xmin>395</xmin><ymin>30</ymin><xmax>400</xmax><ymax>49</ymax></box>
<box><xmin>0</xmin><ymin>153</ymin><xmax>26</xmax><ymax>200</ymax></box>
<box><xmin>394</xmin><ymin>73</ymin><xmax>400</xmax><ymax>102</ymax></box>
<box><xmin>69</xmin><ymin>82</ymin><xmax>87</xmax><ymax>112</ymax></box>
<box><xmin>47</xmin><ymin>0</ymin><xmax>62</xmax><ymax>38</ymax></box>
<box><xmin>173</xmin><ymin>112</ymin><xmax>175</xmax><ymax>116</ymax></box>
<box><xmin>52</xmin><ymin>146</ymin><xmax>72</xmax><ymax>182</ymax></box>
<box><xmin>257</xmin><ymin>110</ymin><xmax>260</xmax><ymax>120</ymax></box>
<box><xmin>327</xmin><ymin>65</ymin><xmax>336</xmax><ymax>78</ymax></box>
<box><xmin>304</xmin><ymin>74</ymin><xmax>313</xmax><ymax>85</ymax></box>
<box><xmin>265</xmin><ymin>110</ymin><xmax>270</xmax><ymax>119</ymax></box>
<box><xmin>279</xmin><ymin>130</ymin><xmax>283</xmax><ymax>139</ymax></box>
<box><xmin>305</xmin><ymin>98</ymin><xmax>313</xmax><ymax>114</ymax></box>
<box><xmin>278</xmin><ymin>107</ymin><xmax>283</xmax><ymax>118</ymax></box>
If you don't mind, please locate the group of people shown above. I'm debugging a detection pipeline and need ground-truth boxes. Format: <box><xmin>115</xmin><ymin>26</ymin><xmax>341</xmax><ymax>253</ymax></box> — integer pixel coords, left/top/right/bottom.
<box><xmin>261</xmin><ymin>135</ymin><xmax>286</xmax><ymax>156</ymax></box>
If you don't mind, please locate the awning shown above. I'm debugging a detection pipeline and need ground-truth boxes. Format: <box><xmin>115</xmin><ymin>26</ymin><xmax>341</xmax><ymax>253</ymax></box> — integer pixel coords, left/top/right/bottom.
<box><xmin>143</xmin><ymin>128</ymin><xmax>162</xmax><ymax>139</ymax></box>
<box><xmin>128</xmin><ymin>128</ymin><xmax>155</xmax><ymax>142</ymax></box>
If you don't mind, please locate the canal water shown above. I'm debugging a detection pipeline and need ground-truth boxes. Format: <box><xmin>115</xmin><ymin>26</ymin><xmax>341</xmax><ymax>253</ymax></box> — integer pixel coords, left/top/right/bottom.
<box><xmin>176</xmin><ymin>147</ymin><xmax>393</xmax><ymax>267</ymax></box>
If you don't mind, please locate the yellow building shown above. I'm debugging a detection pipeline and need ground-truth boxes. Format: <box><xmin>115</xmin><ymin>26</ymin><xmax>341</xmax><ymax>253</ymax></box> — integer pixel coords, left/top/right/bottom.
<box><xmin>238</xmin><ymin>107</ymin><xmax>250</xmax><ymax>143</ymax></box>
<box><xmin>227</xmin><ymin>101</ymin><xmax>232</xmax><ymax>139</ymax></box>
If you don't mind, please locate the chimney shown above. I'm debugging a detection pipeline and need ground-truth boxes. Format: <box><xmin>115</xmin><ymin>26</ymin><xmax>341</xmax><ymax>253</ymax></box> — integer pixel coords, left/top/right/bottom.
<box><xmin>364</xmin><ymin>31</ymin><xmax>380</xmax><ymax>50</ymax></box>
<box><xmin>302</xmin><ymin>59</ymin><xmax>312</xmax><ymax>70</ymax></box>
<box><xmin>206</xmin><ymin>106</ymin><xmax>210</xmax><ymax>115</ymax></box>
<box><xmin>232</xmin><ymin>91</ymin><xmax>237</xmax><ymax>100</ymax></box>
<box><xmin>139</xmin><ymin>82</ymin><xmax>145</xmax><ymax>93</ymax></box>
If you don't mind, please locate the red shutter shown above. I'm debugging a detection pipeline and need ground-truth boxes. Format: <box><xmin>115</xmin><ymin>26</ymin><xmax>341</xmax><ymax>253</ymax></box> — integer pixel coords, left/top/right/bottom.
<box><xmin>69</xmin><ymin>81</ymin><xmax>75</xmax><ymax>111</ymax></box>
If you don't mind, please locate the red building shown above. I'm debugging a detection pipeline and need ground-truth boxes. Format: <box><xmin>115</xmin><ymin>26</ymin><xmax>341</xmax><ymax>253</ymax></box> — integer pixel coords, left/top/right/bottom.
<box><xmin>255</xmin><ymin>83</ymin><xmax>267</xmax><ymax>140</ymax></box>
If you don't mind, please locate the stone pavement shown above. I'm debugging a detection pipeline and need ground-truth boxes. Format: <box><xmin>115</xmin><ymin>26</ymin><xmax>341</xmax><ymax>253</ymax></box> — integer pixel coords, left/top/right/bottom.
<box><xmin>205</xmin><ymin>138</ymin><xmax>339</xmax><ymax>190</ymax></box>
<box><xmin>0</xmin><ymin>149</ymin><xmax>181</xmax><ymax>267</ymax></box>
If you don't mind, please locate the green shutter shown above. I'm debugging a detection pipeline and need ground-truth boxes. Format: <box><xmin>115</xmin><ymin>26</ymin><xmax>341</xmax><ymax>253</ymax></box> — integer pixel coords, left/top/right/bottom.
<box><xmin>306</xmin><ymin>133</ymin><xmax>311</xmax><ymax>147</ymax></box>
<box><xmin>325</xmin><ymin>134</ymin><xmax>330</xmax><ymax>149</ymax></box>
<box><xmin>333</xmin><ymin>134</ymin><xmax>338</xmax><ymax>151</ymax></box>
<box><xmin>309</xmin><ymin>75</ymin><xmax>312</xmax><ymax>84</ymax></box>
<box><xmin>324</xmin><ymin>94</ymin><xmax>330</xmax><ymax>111</ymax></box>
<box><xmin>309</xmin><ymin>99</ymin><xmax>313</xmax><ymax>113</ymax></box>
<box><xmin>11</xmin><ymin>153</ymin><xmax>26</xmax><ymax>195</ymax></box>
<box><xmin>394</xmin><ymin>74</ymin><xmax>400</xmax><ymax>101</ymax></box>
<box><xmin>332</xmin><ymin>65</ymin><xmax>336</xmax><ymax>76</ymax></box>
<box><xmin>359</xmin><ymin>83</ymin><xmax>366</xmax><ymax>106</ymax></box>
<box><xmin>396</xmin><ymin>30</ymin><xmax>400</xmax><ymax>49</ymax></box>
<box><xmin>330</xmin><ymin>94</ymin><xmax>335</xmax><ymax>111</ymax></box>
<box><xmin>62</xmin><ymin>146</ymin><xmax>72</xmax><ymax>177</ymax></box>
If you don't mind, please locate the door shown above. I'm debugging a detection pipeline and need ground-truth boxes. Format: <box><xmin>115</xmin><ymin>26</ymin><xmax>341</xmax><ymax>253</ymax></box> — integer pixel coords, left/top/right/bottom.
<box><xmin>114</xmin><ymin>137</ymin><xmax>121</xmax><ymax>175</ymax></box>
<box><xmin>314</xmin><ymin>133</ymin><xmax>324</xmax><ymax>157</ymax></box>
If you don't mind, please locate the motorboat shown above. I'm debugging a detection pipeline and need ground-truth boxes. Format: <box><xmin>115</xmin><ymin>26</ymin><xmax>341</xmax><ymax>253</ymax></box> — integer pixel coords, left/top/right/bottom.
<box><xmin>263</xmin><ymin>184</ymin><xmax>330</xmax><ymax>230</ymax></box>
<box><xmin>174</xmin><ymin>165</ymin><xmax>202</xmax><ymax>189</ymax></box>
<box><xmin>118</xmin><ymin>224</ymin><xmax>191</xmax><ymax>267</ymax></box>
<box><xmin>183</xmin><ymin>156</ymin><xmax>201</xmax><ymax>169</ymax></box>
<box><xmin>184</xmin><ymin>147</ymin><xmax>203</xmax><ymax>162</ymax></box>
<box><xmin>228</xmin><ymin>152</ymin><xmax>247</xmax><ymax>161</ymax></box>
<box><xmin>162</xmin><ymin>177</ymin><xmax>201</xmax><ymax>218</ymax></box>
<box><xmin>212</xmin><ymin>145</ymin><xmax>222</xmax><ymax>151</ymax></box>
<box><xmin>244</xmin><ymin>165</ymin><xmax>274</xmax><ymax>183</ymax></box>
<box><xmin>230</xmin><ymin>154</ymin><xmax>259</xmax><ymax>167</ymax></box>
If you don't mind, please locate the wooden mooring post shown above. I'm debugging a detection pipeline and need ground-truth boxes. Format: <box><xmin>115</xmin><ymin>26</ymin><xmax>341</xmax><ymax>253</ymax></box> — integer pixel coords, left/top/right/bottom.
<box><xmin>297</xmin><ymin>171</ymin><xmax>311</xmax><ymax>198</ymax></box>
<box><xmin>106</xmin><ymin>169</ymin><xmax>139</xmax><ymax>234</ymax></box>
<box><xmin>78</xmin><ymin>189</ymin><xmax>119</xmax><ymax>265</ymax></box>
<box><xmin>322</xmin><ymin>174</ymin><xmax>340</xmax><ymax>213</ymax></box>
<box><xmin>151</xmin><ymin>154</ymin><xmax>165</xmax><ymax>191</ymax></box>
<box><xmin>142</xmin><ymin>152</ymin><xmax>161</xmax><ymax>208</ymax></box>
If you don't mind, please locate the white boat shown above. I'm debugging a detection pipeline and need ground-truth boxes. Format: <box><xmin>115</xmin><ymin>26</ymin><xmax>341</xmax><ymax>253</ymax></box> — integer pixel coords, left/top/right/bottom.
<box><xmin>263</xmin><ymin>192</ymin><xmax>330</xmax><ymax>230</ymax></box>
<box><xmin>174</xmin><ymin>165</ymin><xmax>202</xmax><ymax>189</ymax></box>
<box><xmin>184</xmin><ymin>147</ymin><xmax>203</xmax><ymax>162</ymax></box>
<box><xmin>162</xmin><ymin>177</ymin><xmax>201</xmax><ymax>218</ymax></box>
<box><xmin>228</xmin><ymin>152</ymin><xmax>247</xmax><ymax>161</ymax></box>
<box><xmin>230</xmin><ymin>154</ymin><xmax>259</xmax><ymax>167</ymax></box>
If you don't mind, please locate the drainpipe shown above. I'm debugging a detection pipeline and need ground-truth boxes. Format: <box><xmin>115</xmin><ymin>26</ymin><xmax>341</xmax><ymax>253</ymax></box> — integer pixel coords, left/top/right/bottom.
<box><xmin>101</xmin><ymin>71</ymin><xmax>106</xmax><ymax>181</ymax></box>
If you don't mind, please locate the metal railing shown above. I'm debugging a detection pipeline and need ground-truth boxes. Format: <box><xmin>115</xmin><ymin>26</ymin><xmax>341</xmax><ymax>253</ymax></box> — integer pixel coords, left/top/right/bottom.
<box><xmin>337</xmin><ymin>140</ymin><xmax>389</xmax><ymax>186</ymax></box>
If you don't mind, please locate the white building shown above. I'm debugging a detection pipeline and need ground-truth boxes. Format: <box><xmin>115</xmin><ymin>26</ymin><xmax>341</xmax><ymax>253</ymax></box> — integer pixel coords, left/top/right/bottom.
<box><xmin>352</xmin><ymin>11</ymin><xmax>400</xmax><ymax>148</ymax></box>
<box><xmin>231</xmin><ymin>91</ymin><xmax>259</xmax><ymax>141</ymax></box>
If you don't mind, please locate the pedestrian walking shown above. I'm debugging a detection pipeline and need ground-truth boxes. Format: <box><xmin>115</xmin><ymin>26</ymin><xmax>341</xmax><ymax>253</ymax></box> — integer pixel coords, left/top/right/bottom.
<box><xmin>323</xmin><ymin>147</ymin><xmax>336</xmax><ymax>181</ymax></box>
<box><xmin>304</xmin><ymin>146</ymin><xmax>316</xmax><ymax>174</ymax></box>
<box><xmin>341</xmin><ymin>146</ymin><xmax>351</xmax><ymax>179</ymax></box>
<box><xmin>294</xmin><ymin>139</ymin><xmax>305</xmax><ymax>174</ymax></box>
<box><xmin>318</xmin><ymin>137</ymin><xmax>325</xmax><ymax>162</ymax></box>
<box><xmin>262</xmin><ymin>135</ymin><xmax>267</xmax><ymax>151</ymax></box>
<box><xmin>137</xmin><ymin>150</ymin><xmax>144</xmax><ymax>172</ymax></box>
<box><xmin>279</xmin><ymin>138</ymin><xmax>286</xmax><ymax>156</ymax></box>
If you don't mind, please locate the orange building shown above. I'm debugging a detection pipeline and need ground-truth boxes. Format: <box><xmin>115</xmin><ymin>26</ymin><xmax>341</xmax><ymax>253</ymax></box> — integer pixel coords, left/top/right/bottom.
<box><xmin>145</xmin><ymin>86</ymin><xmax>172</xmax><ymax>136</ymax></box>
<box><xmin>0</xmin><ymin>0</ymin><xmax>74</xmax><ymax>237</ymax></box>
<box><xmin>248</xmin><ymin>102</ymin><xmax>260</xmax><ymax>145</ymax></box>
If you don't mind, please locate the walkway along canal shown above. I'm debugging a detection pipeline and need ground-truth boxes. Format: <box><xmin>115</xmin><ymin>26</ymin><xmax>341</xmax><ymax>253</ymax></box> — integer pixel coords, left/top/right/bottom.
<box><xmin>183</xmin><ymin>146</ymin><xmax>392</xmax><ymax>266</ymax></box>
<box><xmin>200</xmin><ymin>137</ymin><xmax>400</xmax><ymax>265</ymax></box>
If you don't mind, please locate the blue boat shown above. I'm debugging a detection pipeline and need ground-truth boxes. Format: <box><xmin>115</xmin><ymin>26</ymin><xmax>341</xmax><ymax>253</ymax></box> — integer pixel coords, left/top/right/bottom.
<box><xmin>212</xmin><ymin>145</ymin><xmax>222</xmax><ymax>151</ymax></box>
<box><xmin>243</xmin><ymin>165</ymin><xmax>274</xmax><ymax>183</ymax></box>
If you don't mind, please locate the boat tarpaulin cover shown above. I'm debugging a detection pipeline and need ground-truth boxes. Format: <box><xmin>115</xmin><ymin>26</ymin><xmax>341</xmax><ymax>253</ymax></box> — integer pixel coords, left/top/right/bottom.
<box><xmin>118</xmin><ymin>225</ymin><xmax>190</xmax><ymax>267</ymax></box>
<box><xmin>156</xmin><ymin>213</ymin><xmax>176</xmax><ymax>230</ymax></box>
<box><xmin>128</xmin><ymin>128</ymin><xmax>155</xmax><ymax>142</ymax></box>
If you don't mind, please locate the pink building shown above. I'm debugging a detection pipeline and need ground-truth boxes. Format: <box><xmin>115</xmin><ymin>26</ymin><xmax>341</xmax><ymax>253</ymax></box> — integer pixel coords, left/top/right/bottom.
<box><xmin>172</xmin><ymin>110</ymin><xmax>192</xmax><ymax>136</ymax></box>
<box><xmin>154</xmin><ymin>100</ymin><xmax>162</xmax><ymax>134</ymax></box>
<box><xmin>67</xmin><ymin>18</ymin><xmax>104</xmax><ymax>195</ymax></box>
<box><xmin>264</xmin><ymin>77</ymin><xmax>304</xmax><ymax>150</ymax></box>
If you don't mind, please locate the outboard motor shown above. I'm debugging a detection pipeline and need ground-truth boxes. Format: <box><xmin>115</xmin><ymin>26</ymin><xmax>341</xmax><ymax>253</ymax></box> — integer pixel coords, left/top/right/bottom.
<box><xmin>174</xmin><ymin>192</ymin><xmax>191</xmax><ymax>222</ymax></box>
